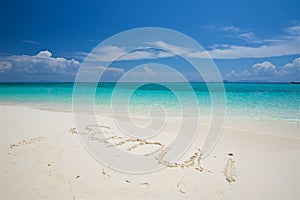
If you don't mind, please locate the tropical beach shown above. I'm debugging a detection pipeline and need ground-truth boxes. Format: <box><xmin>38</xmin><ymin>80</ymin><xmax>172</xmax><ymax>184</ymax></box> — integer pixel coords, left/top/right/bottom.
<box><xmin>1</xmin><ymin>105</ymin><xmax>299</xmax><ymax>199</ymax></box>
<box><xmin>1</xmin><ymin>0</ymin><xmax>300</xmax><ymax>199</ymax></box>
<box><xmin>0</xmin><ymin>83</ymin><xmax>299</xmax><ymax>199</ymax></box>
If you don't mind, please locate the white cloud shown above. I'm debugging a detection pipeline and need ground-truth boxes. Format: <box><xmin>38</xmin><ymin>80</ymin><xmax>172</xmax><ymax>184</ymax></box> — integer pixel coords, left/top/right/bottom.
<box><xmin>210</xmin><ymin>44</ymin><xmax>231</xmax><ymax>49</ymax></box>
<box><xmin>0</xmin><ymin>50</ymin><xmax>80</xmax><ymax>74</ymax></box>
<box><xmin>189</xmin><ymin>24</ymin><xmax>300</xmax><ymax>59</ymax></box>
<box><xmin>193</xmin><ymin>42</ymin><xmax>299</xmax><ymax>59</ymax></box>
<box><xmin>121</xmin><ymin>64</ymin><xmax>185</xmax><ymax>82</ymax></box>
<box><xmin>135</xmin><ymin>24</ymin><xmax>300</xmax><ymax>60</ymax></box>
<box><xmin>284</xmin><ymin>24</ymin><xmax>300</xmax><ymax>35</ymax></box>
<box><xmin>0</xmin><ymin>61</ymin><xmax>12</xmax><ymax>72</ymax></box>
<box><xmin>185</xmin><ymin>51</ymin><xmax>211</xmax><ymax>59</ymax></box>
<box><xmin>76</xmin><ymin>24</ymin><xmax>300</xmax><ymax>62</ymax></box>
<box><xmin>98</xmin><ymin>65</ymin><xmax>125</xmax><ymax>74</ymax></box>
<box><xmin>143</xmin><ymin>65</ymin><xmax>154</xmax><ymax>74</ymax></box>
<box><xmin>107</xmin><ymin>67</ymin><xmax>124</xmax><ymax>74</ymax></box>
<box><xmin>227</xmin><ymin>70</ymin><xmax>251</xmax><ymax>77</ymax></box>
<box><xmin>149</xmin><ymin>39</ymin><xmax>299</xmax><ymax>59</ymax></box>
<box><xmin>252</xmin><ymin>61</ymin><xmax>276</xmax><ymax>75</ymax></box>
<box><xmin>238</xmin><ymin>32</ymin><xmax>257</xmax><ymax>42</ymax></box>
<box><xmin>206</xmin><ymin>25</ymin><xmax>260</xmax><ymax>43</ymax></box>
<box><xmin>22</xmin><ymin>40</ymin><xmax>40</xmax><ymax>45</ymax></box>
<box><xmin>35</xmin><ymin>50</ymin><xmax>52</xmax><ymax>58</ymax></box>
<box><xmin>198</xmin><ymin>24</ymin><xmax>300</xmax><ymax>59</ymax></box>
<box><xmin>225</xmin><ymin>58</ymin><xmax>299</xmax><ymax>81</ymax></box>
<box><xmin>122</xmin><ymin>51</ymin><xmax>155</xmax><ymax>60</ymax></box>
<box><xmin>283</xmin><ymin>57</ymin><xmax>300</xmax><ymax>69</ymax></box>
<box><xmin>156</xmin><ymin>51</ymin><xmax>174</xmax><ymax>58</ymax></box>
<box><xmin>85</xmin><ymin>42</ymin><xmax>206</xmax><ymax>61</ymax></box>
<box><xmin>146</xmin><ymin>41</ymin><xmax>211</xmax><ymax>59</ymax></box>
<box><xmin>80</xmin><ymin>45</ymin><xmax>174</xmax><ymax>62</ymax></box>
<box><xmin>278</xmin><ymin>57</ymin><xmax>300</xmax><ymax>77</ymax></box>
<box><xmin>250</xmin><ymin>58</ymin><xmax>300</xmax><ymax>78</ymax></box>
<box><xmin>148</xmin><ymin>41</ymin><xmax>189</xmax><ymax>55</ymax></box>
<box><xmin>86</xmin><ymin>45</ymin><xmax>125</xmax><ymax>62</ymax></box>
<box><xmin>222</xmin><ymin>26</ymin><xmax>242</xmax><ymax>33</ymax></box>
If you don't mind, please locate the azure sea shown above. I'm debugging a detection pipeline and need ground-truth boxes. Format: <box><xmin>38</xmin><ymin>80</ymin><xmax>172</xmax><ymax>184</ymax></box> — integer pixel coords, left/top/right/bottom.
<box><xmin>0</xmin><ymin>83</ymin><xmax>299</xmax><ymax>122</ymax></box>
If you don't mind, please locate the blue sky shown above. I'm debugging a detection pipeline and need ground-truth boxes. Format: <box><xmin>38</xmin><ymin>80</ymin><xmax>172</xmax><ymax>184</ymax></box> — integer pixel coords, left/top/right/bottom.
<box><xmin>0</xmin><ymin>0</ymin><xmax>299</xmax><ymax>82</ymax></box>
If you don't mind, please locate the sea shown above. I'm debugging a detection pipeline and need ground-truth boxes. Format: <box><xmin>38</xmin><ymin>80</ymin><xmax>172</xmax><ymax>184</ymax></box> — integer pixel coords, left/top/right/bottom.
<box><xmin>0</xmin><ymin>82</ymin><xmax>299</xmax><ymax>123</ymax></box>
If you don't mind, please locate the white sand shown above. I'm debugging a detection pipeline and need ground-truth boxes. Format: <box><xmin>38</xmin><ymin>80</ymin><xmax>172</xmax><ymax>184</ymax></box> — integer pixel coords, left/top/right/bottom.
<box><xmin>0</xmin><ymin>105</ymin><xmax>299</xmax><ymax>199</ymax></box>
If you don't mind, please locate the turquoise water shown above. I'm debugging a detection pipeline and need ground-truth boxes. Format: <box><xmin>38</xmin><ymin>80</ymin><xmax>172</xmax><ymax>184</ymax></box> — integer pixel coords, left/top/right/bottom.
<box><xmin>0</xmin><ymin>83</ymin><xmax>299</xmax><ymax>121</ymax></box>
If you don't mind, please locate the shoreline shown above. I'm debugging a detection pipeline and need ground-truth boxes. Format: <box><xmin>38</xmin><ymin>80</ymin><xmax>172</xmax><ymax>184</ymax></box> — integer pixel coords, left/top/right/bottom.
<box><xmin>1</xmin><ymin>104</ymin><xmax>299</xmax><ymax>139</ymax></box>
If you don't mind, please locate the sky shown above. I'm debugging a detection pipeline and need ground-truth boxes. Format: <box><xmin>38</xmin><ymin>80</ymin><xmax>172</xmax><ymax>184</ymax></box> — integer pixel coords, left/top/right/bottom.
<box><xmin>0</xmin><ymin>0</ymin><xmax>299</xmax><ymax>82</ymax></box>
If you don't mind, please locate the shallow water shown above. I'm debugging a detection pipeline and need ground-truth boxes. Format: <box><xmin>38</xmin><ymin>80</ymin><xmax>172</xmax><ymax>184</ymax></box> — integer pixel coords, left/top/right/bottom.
<box><xmin>0</xmin><ymin>82</ymin><xmax>299</xmax><ymax>122</ymax></box>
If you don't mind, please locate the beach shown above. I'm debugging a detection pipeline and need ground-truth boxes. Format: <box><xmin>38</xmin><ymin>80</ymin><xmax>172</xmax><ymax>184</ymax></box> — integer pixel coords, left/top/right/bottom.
<box><xmin>1</xmin><ymin>105</ymin><xmax>299</xmax><ymax>199</ymax></box>
<box><xmin>2</xmin><ymin>0</ymin><xmax>300</xmax><ymax>199</ymax></box>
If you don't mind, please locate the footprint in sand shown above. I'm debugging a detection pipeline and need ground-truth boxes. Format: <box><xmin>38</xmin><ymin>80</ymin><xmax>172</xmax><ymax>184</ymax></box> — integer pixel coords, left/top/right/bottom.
<box><xmin>9</xmin><ymin>137</ymin><xmax>45</xmax><ymax>149</ymax></box>
<box><xmin>139</xmin><ymin>182</ymin><xmax>150</xmax><ymax>191</ymax></box>
<box><xmin>69</xmin><ymin>128</ymin><xmax>78</xmax><ymax>134</ymax></box>
<box><xmin>223</xmin><ymin>153</ymin><xmax>236</xmax><ymax>183</ymax></box>
<box><xmin>101</xmin><ymin>169</ymin><xmax>110</xmax><ymax>179</ymax></box>
<box><xmin>176</xmin><ymin>183</ymin><xmax>186</xmax><ymax>194</ymax></box>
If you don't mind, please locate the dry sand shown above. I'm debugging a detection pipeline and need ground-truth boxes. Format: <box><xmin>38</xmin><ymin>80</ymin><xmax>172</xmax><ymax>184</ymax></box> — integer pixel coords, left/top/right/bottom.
<box><xmin>0</xmin><ymin>105</ymin><xmax>299</xmax><ymax>199</ymax></box>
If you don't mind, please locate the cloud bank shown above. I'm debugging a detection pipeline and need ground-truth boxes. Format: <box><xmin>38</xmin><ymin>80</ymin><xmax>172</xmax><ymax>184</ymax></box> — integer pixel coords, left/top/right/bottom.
<box><xmin>0</xmin><ymin>50</ymin><xmax>80</xmax><ymax>74</ymax></box>
<box><xmin>75</xmin><ymin>24</ymin><xmax>300</xmax><ymax>62</ymax></box>
<box><xmin>203</xmin><ymin>24</ymin><xmax>300</xmax><ymax>59</ymax></box>
<box><xmin>227</xmin><ymin>57</ymin><xmax>300</xmax><ymax>81</ymax></box>
<box><xmin>0</xmin><ymin>51</ymin><xmax>81</xmax><ymax>81</ymax></box>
